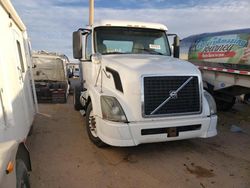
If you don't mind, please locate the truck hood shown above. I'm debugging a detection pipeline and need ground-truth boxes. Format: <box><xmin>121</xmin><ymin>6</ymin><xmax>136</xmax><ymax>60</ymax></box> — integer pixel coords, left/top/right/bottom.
<box><xmin>102</xmin><ymin>54</ymin><xmax>200</xmax><ymax>76</ymax></box>
<box><xmin>98</xmin><ymin>54</ymin><xmax>202</xmax><ymax>121</ymax></box>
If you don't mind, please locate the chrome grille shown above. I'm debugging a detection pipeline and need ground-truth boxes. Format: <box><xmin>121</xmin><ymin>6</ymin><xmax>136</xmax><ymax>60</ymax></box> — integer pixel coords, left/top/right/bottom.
<box><xmin>143</xmin><ymin>76</ymin><xmax>201</xmax><ymax>117</ymax></box>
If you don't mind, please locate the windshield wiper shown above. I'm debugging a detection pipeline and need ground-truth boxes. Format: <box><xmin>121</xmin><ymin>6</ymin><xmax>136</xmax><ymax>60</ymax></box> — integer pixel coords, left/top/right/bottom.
<box><xmin>102</xmin><ymin>52</ymin><xmax>128</xmax><ymax>55</ymax></box>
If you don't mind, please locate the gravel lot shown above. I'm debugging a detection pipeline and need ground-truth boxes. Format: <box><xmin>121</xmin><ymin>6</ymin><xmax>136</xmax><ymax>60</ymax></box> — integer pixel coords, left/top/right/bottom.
<box><xmin>27</xmin><ymin>96</ymin><xmax>250</xmax><ymax>188</ymax></box>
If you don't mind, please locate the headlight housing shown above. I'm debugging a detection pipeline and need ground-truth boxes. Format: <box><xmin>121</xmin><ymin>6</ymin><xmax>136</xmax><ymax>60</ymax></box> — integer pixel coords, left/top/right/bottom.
<box><xmin>101</xmin><ymin>96</ymin><xmax>128</xmax><ymax>122</ymax></box>
<box><xmin>204</xmin><ymin>90</ymin><xmax>217</xmax><ymax>115</ymax></box>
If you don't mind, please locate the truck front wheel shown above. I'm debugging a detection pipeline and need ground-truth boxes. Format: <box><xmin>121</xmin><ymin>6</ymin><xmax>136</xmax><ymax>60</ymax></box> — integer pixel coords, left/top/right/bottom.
<box><xmin>16</xmin><ymin>159</ymin><xmax>30</xmax><ymax>188</ymax></box>
<box><xmin>86</xmin><ymin>103</ymin><xmax>106</xmax><ymax>147</ymax></box>
<box><xmin>73</xmin><ymin>85</ymin><xmax>83</xmax><ymax>111</ymax></box>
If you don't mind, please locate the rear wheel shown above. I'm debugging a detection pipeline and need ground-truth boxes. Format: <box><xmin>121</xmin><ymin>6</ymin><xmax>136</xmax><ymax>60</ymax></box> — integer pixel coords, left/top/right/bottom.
<box><xmin>244</xmin><ymin>94</ymin><xmax>250</xmax><ymax>104</ymax></box>
<box><xmin>86</xmin><ymin>103</ymin><xmax>106</xmax><ymax>147</ymax></box>
<box><xmin>16</xmin><ymin>159</ymin><xmax>30</xmax><ymax>188</ymax></box>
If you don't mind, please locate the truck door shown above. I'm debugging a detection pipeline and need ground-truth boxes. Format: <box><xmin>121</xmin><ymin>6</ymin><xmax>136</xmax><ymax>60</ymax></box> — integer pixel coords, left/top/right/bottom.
<box><xmin>11</xmin><ymin>29</ymin><xmax>30</xmax><ymax>131</ymax></box>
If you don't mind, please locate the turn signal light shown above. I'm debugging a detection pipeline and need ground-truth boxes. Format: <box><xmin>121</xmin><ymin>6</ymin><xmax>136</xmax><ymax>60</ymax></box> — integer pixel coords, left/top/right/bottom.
<box><xmin>6</xmin><ymin>161</ymin><xmax>14</xmax><ymax>174</ymax></box>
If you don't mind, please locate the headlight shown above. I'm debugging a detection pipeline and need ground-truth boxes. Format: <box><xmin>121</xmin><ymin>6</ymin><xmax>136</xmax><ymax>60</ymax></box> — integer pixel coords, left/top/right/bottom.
<box><xmin>204</xmin><ymin>90</ymin><xmax>217</xmax><ymax>115</ymax></box>
<box><xmin>101</xmin><ymin>96</ymin><xmax>128</xmax><ymax>122</ymax></box>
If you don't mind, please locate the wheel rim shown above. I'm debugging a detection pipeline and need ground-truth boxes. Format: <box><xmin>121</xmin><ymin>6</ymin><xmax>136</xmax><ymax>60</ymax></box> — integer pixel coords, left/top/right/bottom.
<box><xmin>88</xmin><ymin>110</ymin><xmax>98</xmax><ymax>138</ymax></box>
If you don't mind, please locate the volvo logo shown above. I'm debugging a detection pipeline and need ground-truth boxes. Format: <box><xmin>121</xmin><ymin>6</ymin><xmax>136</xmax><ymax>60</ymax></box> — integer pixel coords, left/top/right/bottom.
<box><xmin>169</xmin><ymin>91</ymin><xmax>178</xmax><ymax>99</ymax></box>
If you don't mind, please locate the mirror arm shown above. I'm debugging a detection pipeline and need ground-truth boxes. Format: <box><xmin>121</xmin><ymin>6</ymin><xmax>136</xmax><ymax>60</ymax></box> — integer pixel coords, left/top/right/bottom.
<box><xmin>167</xmin><ymin>33</ymin><xmax>180</xmax><ymax>58</ymax></box>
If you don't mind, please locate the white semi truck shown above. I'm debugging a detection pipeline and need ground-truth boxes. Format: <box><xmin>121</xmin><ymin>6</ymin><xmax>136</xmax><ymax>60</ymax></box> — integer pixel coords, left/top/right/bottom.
<box><xmin>180</xmin><ymin>29</ymin><xmax>250</xmax><ymax>110</ymax></box>
<box><xmin>0</xmin><ymin>0</ymin><xmax>37</xmax><ymax>187</ymax></box>
<box><xmin>72</xmin><ymin>1</ymin><xmax>217</xmax><ymax>147</ymax></box>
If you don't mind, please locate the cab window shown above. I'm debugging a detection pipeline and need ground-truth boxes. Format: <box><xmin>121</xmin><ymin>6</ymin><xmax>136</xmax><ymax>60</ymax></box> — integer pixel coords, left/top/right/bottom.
<box><xmin>86</xmin><ymin>34</ymin><xmax>92</xmax><ymax>60</ymax></box>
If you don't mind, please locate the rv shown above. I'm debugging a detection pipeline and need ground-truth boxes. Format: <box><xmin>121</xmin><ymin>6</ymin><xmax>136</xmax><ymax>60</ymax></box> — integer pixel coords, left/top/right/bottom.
<box><xmin>0</xmin><ymin>0</ymin><xmax>37</xmax><ymax>187</ymax></box>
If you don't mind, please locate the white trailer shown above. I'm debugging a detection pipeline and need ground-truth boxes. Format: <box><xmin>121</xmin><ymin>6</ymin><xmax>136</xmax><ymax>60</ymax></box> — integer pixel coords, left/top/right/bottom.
<box><xmin>0</xmin><ymin>0</ymin><xmax>37</xmax><ymax>187</ymax></box>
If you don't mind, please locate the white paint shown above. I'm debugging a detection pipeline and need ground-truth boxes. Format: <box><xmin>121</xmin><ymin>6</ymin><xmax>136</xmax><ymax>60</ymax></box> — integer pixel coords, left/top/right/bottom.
<box><xmin>79</xmin><ymin>22</ymin><xmax>217</xmax><ymax>146</ymax></box>
<box><xmin>0</xmin><ymin>0</ymin><xmax>37</xmax><ymax>186</ymax></box>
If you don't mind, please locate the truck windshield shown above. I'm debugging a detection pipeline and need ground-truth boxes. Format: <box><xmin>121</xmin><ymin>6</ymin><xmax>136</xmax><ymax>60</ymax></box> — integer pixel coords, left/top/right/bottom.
<box><xmin>95</xmin><ymin>27</ymin><xmax>171</xmax><ymax>56</ymax></box>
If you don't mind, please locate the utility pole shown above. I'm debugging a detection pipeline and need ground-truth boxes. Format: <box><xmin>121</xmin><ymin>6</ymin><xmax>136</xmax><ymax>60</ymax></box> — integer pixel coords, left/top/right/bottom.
<box><xmin>89</xmin><ymin>0</ymin><xmax>94</xmax><ymax>26</ymax></box>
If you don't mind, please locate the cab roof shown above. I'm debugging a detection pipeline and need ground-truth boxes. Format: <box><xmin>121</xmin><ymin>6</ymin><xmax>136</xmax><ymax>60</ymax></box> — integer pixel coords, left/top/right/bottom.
<box><xmin>91</xmin><ymin>20</ymin><xmax>168</xmax><ymax>31</ymax></box>
<box><xmin>1</xmin><ymin>0</ymin><xmax>26</xmax><ymax>31</ymax></box>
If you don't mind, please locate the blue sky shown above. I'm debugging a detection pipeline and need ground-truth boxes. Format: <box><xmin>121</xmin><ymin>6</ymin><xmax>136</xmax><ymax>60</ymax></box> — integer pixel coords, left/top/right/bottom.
<box><xmin>53</xmin><ymin>0</ymin><xmax>224</xmax><ymax>9</ymax></box>
<box><xmin>12</xmin><ymin>0</ymin><xmax>250</xmax><ymax>60</ymax></box>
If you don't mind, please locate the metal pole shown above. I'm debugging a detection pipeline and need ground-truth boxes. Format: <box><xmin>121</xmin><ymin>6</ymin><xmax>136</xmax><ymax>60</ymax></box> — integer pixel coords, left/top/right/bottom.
<box><xmin>89</xmin><ymin>0</ymin><xmax>94</xmax><ymax>26</ymax></box>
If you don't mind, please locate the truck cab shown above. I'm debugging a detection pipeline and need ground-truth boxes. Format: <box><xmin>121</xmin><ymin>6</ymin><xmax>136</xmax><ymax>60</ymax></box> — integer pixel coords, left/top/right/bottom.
<box><xmin>73</xmin><ymin>20</ymin><xmax>218</xmax><ymax>147</ymax></box>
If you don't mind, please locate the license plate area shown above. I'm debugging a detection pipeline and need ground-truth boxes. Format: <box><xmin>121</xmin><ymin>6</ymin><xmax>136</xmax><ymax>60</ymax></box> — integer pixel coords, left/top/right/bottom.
<box><xmin>167</xmin><ymin>127</ymin><xmax>179</xmax><ymax>137</ymax></box>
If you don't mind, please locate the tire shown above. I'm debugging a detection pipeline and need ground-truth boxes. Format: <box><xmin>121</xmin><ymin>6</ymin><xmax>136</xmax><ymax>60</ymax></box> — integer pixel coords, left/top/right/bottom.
<box><xmin>73</xmin><ymin>85</ymin><xmax>83</xmax><ymax>111</ymax></box>
<box><xmin>244</xmin><ymin>94</ymin><xmax>250</xmax><ymax>104</ymax></box>
<box><xmin>86</xmin><ymin>103</ymin><xmax>107</xmax><ymax>147</ymax></box>
<box><xmin>64</xmin><ymin>94</ymin><xmax>67</xmax><ymax>103</ymax></box>
<box><xmin>16</xmin><ymin>159</ymin><xmax>30</xmax><ymax>188</ymax></box>
<box><xmin>216</xmin><ymin>97</ymin><xmax>236</xmax><ymax>111</ymax></box>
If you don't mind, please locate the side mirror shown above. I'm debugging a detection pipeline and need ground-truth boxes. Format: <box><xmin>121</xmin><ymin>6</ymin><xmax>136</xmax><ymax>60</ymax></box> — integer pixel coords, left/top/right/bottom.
<box><xmin>173</xmin><ymin>35</ymin><xmax>180</xmax><ymax>58</ymax></box>
<box><xmin>73</xmin><ymin>30</ymin><xmax>82</xmax><ymax>59</ymax></box>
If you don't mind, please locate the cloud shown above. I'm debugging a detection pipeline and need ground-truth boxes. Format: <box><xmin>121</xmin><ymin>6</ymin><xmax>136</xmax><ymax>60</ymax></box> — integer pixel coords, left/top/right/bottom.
<box><xmin>12</xmin><ymin>0</ymin><xmax>250</xmax><ymax>60</ymax></box>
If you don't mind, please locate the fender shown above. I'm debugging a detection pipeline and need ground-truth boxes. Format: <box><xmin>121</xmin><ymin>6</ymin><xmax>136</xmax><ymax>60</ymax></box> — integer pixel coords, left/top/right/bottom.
<box><xmin>86</xmin><ymin>86</ymin><xmax>103</xmax><ymax>118</ymax></box>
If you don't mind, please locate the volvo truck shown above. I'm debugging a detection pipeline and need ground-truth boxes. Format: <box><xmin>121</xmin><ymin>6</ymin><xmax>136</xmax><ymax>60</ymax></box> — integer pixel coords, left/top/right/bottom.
<box><xmin>72</xmin><ymin>1</ymin><xmax>217</xmax><ymax>147</ymax></box>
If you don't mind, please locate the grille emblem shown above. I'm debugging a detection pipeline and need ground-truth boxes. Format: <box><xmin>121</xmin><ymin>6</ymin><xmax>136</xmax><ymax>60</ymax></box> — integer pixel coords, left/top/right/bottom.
<box><xmin>169</xmin><ymin>91</ymin><xmax>178</xmax><ymax>99</ymax></box>
<box><xmin>150</xmin><ymin>76</ymin><xmax>193</xmax><ymax>115</ymax></box>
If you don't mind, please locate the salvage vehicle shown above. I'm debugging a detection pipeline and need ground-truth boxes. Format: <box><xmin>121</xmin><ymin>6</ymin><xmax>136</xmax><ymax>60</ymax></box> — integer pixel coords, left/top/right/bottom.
<box><xmin>180</xmin><ymin>29</ymin><xmax>250</xmax><ymax>110</ymax></box>
<box><xmin>72</xmin><ymin>1</ymin><xmax>217</xmax><ymax>147</ymax></box>
<box><xmin>32</xmin><ymin>51</ymin><xmax>70</xmax><ymax>103</ymax></box>
<box><xmin>0</xmin><ymin>0</ymin><xmax>37</xmax><ymax>187</ymax></box>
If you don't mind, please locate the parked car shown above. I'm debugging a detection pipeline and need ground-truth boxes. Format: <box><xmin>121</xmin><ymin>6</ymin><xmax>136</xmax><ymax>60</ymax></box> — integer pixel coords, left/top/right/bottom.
<box><xmin>73</xmin><ymin>68</ymin><xmax>80</xmax><ymax>77</ymax></box>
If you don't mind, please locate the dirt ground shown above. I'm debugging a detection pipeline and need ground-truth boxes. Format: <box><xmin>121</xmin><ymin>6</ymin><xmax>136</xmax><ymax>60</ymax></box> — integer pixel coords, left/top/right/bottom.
<box><xmin>27</xmin><ymin>96</ymin><xmax>250</xmax><ymax>188</ymax></box>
